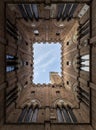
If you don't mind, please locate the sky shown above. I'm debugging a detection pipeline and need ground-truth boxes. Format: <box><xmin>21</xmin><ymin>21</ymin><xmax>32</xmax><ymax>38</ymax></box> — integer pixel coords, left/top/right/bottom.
<box><xmin>33</xmin><ymin>42</ymin><xmax>61</xmax><ymax>84</ymax></box>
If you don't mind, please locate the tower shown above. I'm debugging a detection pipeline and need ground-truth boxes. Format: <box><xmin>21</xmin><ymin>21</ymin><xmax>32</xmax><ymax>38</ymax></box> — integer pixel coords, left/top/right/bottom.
<box><xmin>0</xmin><ymin>0</ymin><xmax>96</xmax><ymax>130</ymax></box>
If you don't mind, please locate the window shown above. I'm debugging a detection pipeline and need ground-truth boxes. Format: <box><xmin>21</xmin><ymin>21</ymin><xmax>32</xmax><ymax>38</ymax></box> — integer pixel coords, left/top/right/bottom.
<box><xmin>32</xmin><ymin>107</ymin><xmax>39</xmax><ymax>122</ymax></box>
<box><xmin>66</xmin><ymin>81</ymin><xmax>69</xmax><ymax>85</ymax></box>
<box><xmin>31</xmin><ymin>91</ymin><xmax>35</xmax><ymax>94</ymax></box>
<box><xmin>66</xmin><ymin>41</ymin><xmax>69</xmax><ymax>45</ymax></box>
<box><xmin>24</xmin><ymin>106</ymin><xmax>33</xmax><ymax>122</ymax></box>
<box><xmin>66</xmin><ymin>61</ymin><xmax>69</xmax><ymax>65</ymax></box>
<box><xmin>34</xmin><ymin>30</ymin><xmax>39</xmax><ymax>35</ymax></box>
<box><xmin>66</xmin><ymin>40</ymin><xmax>72</xmax><ymax>46</ymax></box>
<box><xmin>24</xmin><ymin>61</ymin><xmax>28</xmax><ymax>66</ymax></box>
<box><xmin>18</xmin><ymin>106</ymin><xmax>39</xmax><ymax>123</ymax></box>
<box><xmin>18</xmin><ymin>106</ymin><xmax>28</xmax><ymax>123</ymax></box>
<box><xmin>62</xmin><ymin>107</ymin><xmax>71</xmax><ymax>123</ymax></box>
<box><xmin>80</xmin><ymin>54</ymin><xmax>89</xmax><ymax>72</ymax></box>
<box><xmin>56</xmin><ymin>106</ymin><xmax>77</xmax><ymax>123</ymax></box>
<box><xmin>26</xmin><ymin>42</ymin><xmax>28</xmax><ymax>45</ymax></box>
<box><xmin>6</xmin><ymin>66</ymin><xmax>15</xmax><ymax>72</ymax></box>
<box><xmin>56</xmin><ymin>91</ymin><xmax>60</xmax><ymax>97</ymax></box>
<box><xmin>6</xmin><ymin>55</ymin><xmax>17</xmax><ymax>72</ymax></box>
<box><xmin>67</xmin><ymin>106</ymin><xmax>77</xmax><ymax>123</ymax></box>
<box><xmin>66</xmin><ymin>61</ymin><xmax>71</xmax><ymax>66</ymax></box>
<box><xmin>25</xmin><ymin>81</ymin><xmax>28</xmax><ymax>85</ymax></box>
<box><xmin>56</xmin><ymin>107</ymin><xmax>63</xmax><ymax>122</ymax></box>
<box><xmin>77</xmin><ymin>87</ymin><xmax>89</xmax><ymax>106</ymax></box>
<box><xmin>56</xmin><ymin>32</ymin><xmax>60</xmax><ymax>36</ymax></box>
<box><xmin>56</xmin><ymin>91</ymin><xmax>60</xmax><ymax>94</ymax></box>
<box><xmin>6</xmin><ymin>55</ymin><xmax>14</xmax><ymax>59</ymax></box>
<box><xmin>6</xmin><ymin>86</ymin><xmax>18</xmax><ymax>107</ymax></box>
<box><xmin>6</xmin><ymin>19</ymin><xmax>18</xmax><ymax>40</ymax></box>
<box><xmin>31</xmin><ymin>91</ymin><xmax>35</xmax><ymax>96</ymax></box>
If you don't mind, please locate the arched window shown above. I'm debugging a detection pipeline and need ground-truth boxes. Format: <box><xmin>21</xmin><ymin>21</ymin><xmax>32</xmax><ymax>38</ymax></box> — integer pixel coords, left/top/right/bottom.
<box><xmin>56</xmin><ymin>107</ymin><xmax>63</xmax><ymax>122</ymax></box>
<box><xmin>62</xmin><ymin>106</ymin><xmax>71</xmax><ymax>123</ymax></box>
<box><xmin>18</xmin><ymin>106</ymin><xmax>39</xmax><ymax>123</ymax></box>
<box><xmin>6</xmin><ymin>19</ymin><xmax>18</xmax><ymax>40</ymax></box>
<box><xmin>80</xmin><ymin>54</ymin><xmax>89</xmax><ymax>72</ymax></box>
<box><xmin>24</xmin><ymin>106</ymin><xmax>33</xmax><ymax>122</ymax></box>
<box><xmin>56</xmin><ymin>105</ymin><xmax>77</xmax><ymax>123</ymax></box>
<box><xmin>6</xmin><ymin>86</ymin><xmax>18</xmax><ymax>107</ymax></box>
<box><xmin>77</xmin><ymin>87</ymin><xmax>89</xmax><ymax>106</ymax></box>
<box><xmin>31</xmin><ymin>107</ymin><xmax>39</xmax><ymax>122</ymax></box>
<box><xmin>6</xmin><ymin>55</ymin><xmax>18</xmax><ymax>72</ymax></box>
<box><xmin>67</xmin><ymin>106</ymin><xmax>77</xmax><ymax>123</ymax></box>
<box><xmin>18</xmin><ymin>106</ymin><xmax>28</xmax><ymax>123</ymax></box>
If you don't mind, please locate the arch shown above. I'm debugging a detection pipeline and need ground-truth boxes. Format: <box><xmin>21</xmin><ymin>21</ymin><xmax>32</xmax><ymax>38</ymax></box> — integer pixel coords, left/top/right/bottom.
<box><xmin>21</xmin><ymin>98</ymin><xmax>41</xmax><ymax>108</ymax></box>
<box><xmin>53</xmin><ymin>98</ymin><xmax>73</xmax><ymax>108</ymax></box>
<box><xmin>55</xmin><ymin>99</ymin><xmax>78</xmax><ymax>123</ymax></box>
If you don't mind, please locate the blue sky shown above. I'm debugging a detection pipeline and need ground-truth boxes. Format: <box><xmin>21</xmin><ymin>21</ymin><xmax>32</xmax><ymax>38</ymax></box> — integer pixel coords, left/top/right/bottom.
<box><xmin>33</xmin><ymin>42</ymin><xmax>61</xmax><ymax>84</ymax></box>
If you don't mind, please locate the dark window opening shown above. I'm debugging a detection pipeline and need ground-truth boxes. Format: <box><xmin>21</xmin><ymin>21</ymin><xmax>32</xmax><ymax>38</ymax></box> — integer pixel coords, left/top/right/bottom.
<box><xmin>66</xmin><ymin>41</ymin><xmax>69</xmax><ymax>45</ymax></box>
<box><xmin>56</xmin><ymin>32</ymin><xmax>60</xmax><ymax>36</ymax></box>
<box><xmin>56</xmin><ymin>91</ymin><xmax>60</xmax><ymax>93</ymax></box>
<box><xmin>31</xmin><ymin>91</ymin><xmax>35</xmax><ymax>93</ymax></box>
<box><xmin>26</xmin><ymin>62</ymin><xmax>28</xmax><ymax>65</ymax></box>
<box><xmin>26</xmin><ymin>42</ymin><xmax>28</xmax><ymax>45</ymax></box>
<box><xmin>66</xmin><ymin>61</ymin><xmax>69</xmax><ymax>65</ymax></box>
<box><xmin>25</xmin><ymin>81</ymin><xmax>28</xmax><ymax>85</ymax></box>
<box><xmin>66</xmin><ymin>81</ymin><xmax>69</xmax><ymax>85</ymax></box>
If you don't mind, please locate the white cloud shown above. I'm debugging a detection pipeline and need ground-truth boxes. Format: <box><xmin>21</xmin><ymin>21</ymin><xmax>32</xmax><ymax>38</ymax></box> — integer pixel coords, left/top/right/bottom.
<box><xmin>34</xmin><ymin>49</ymin><xmax>53</xmax><ymax>65</ymax></box>
<box><xmin>33</xmin><ymin>71</ymin><xmax>39</xmax><ymax>78</ymax></box>
<box><xmin>40</xmin><ymin>57</ymin><xmax>56</xmax><ymax>68</ymax></box>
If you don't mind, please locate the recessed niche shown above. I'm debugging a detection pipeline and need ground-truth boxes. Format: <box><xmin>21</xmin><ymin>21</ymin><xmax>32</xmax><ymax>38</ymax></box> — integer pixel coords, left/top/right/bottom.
<box><xmin>66</xmin><ymin>41</ymin><xmax>69</xmax><ymax>45</ymax></box>
<box><xmin>56</xmin><ymin>91</ymin><xmax>60</xmax><ymax>93</ymax></box>
<box><xmin>66</xmin><ymin>61</ymin><xmax>69</xmax><ymax>65</ymax></box>
<box><xmin>31</xmin><ymin>91</ymin><xmax>35</xmax><ymax>94</ymax></box>
<box><xmin>66</xmin><ymin>81</ymin><xmax>69</xmax><ymax>85</ymax></box>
